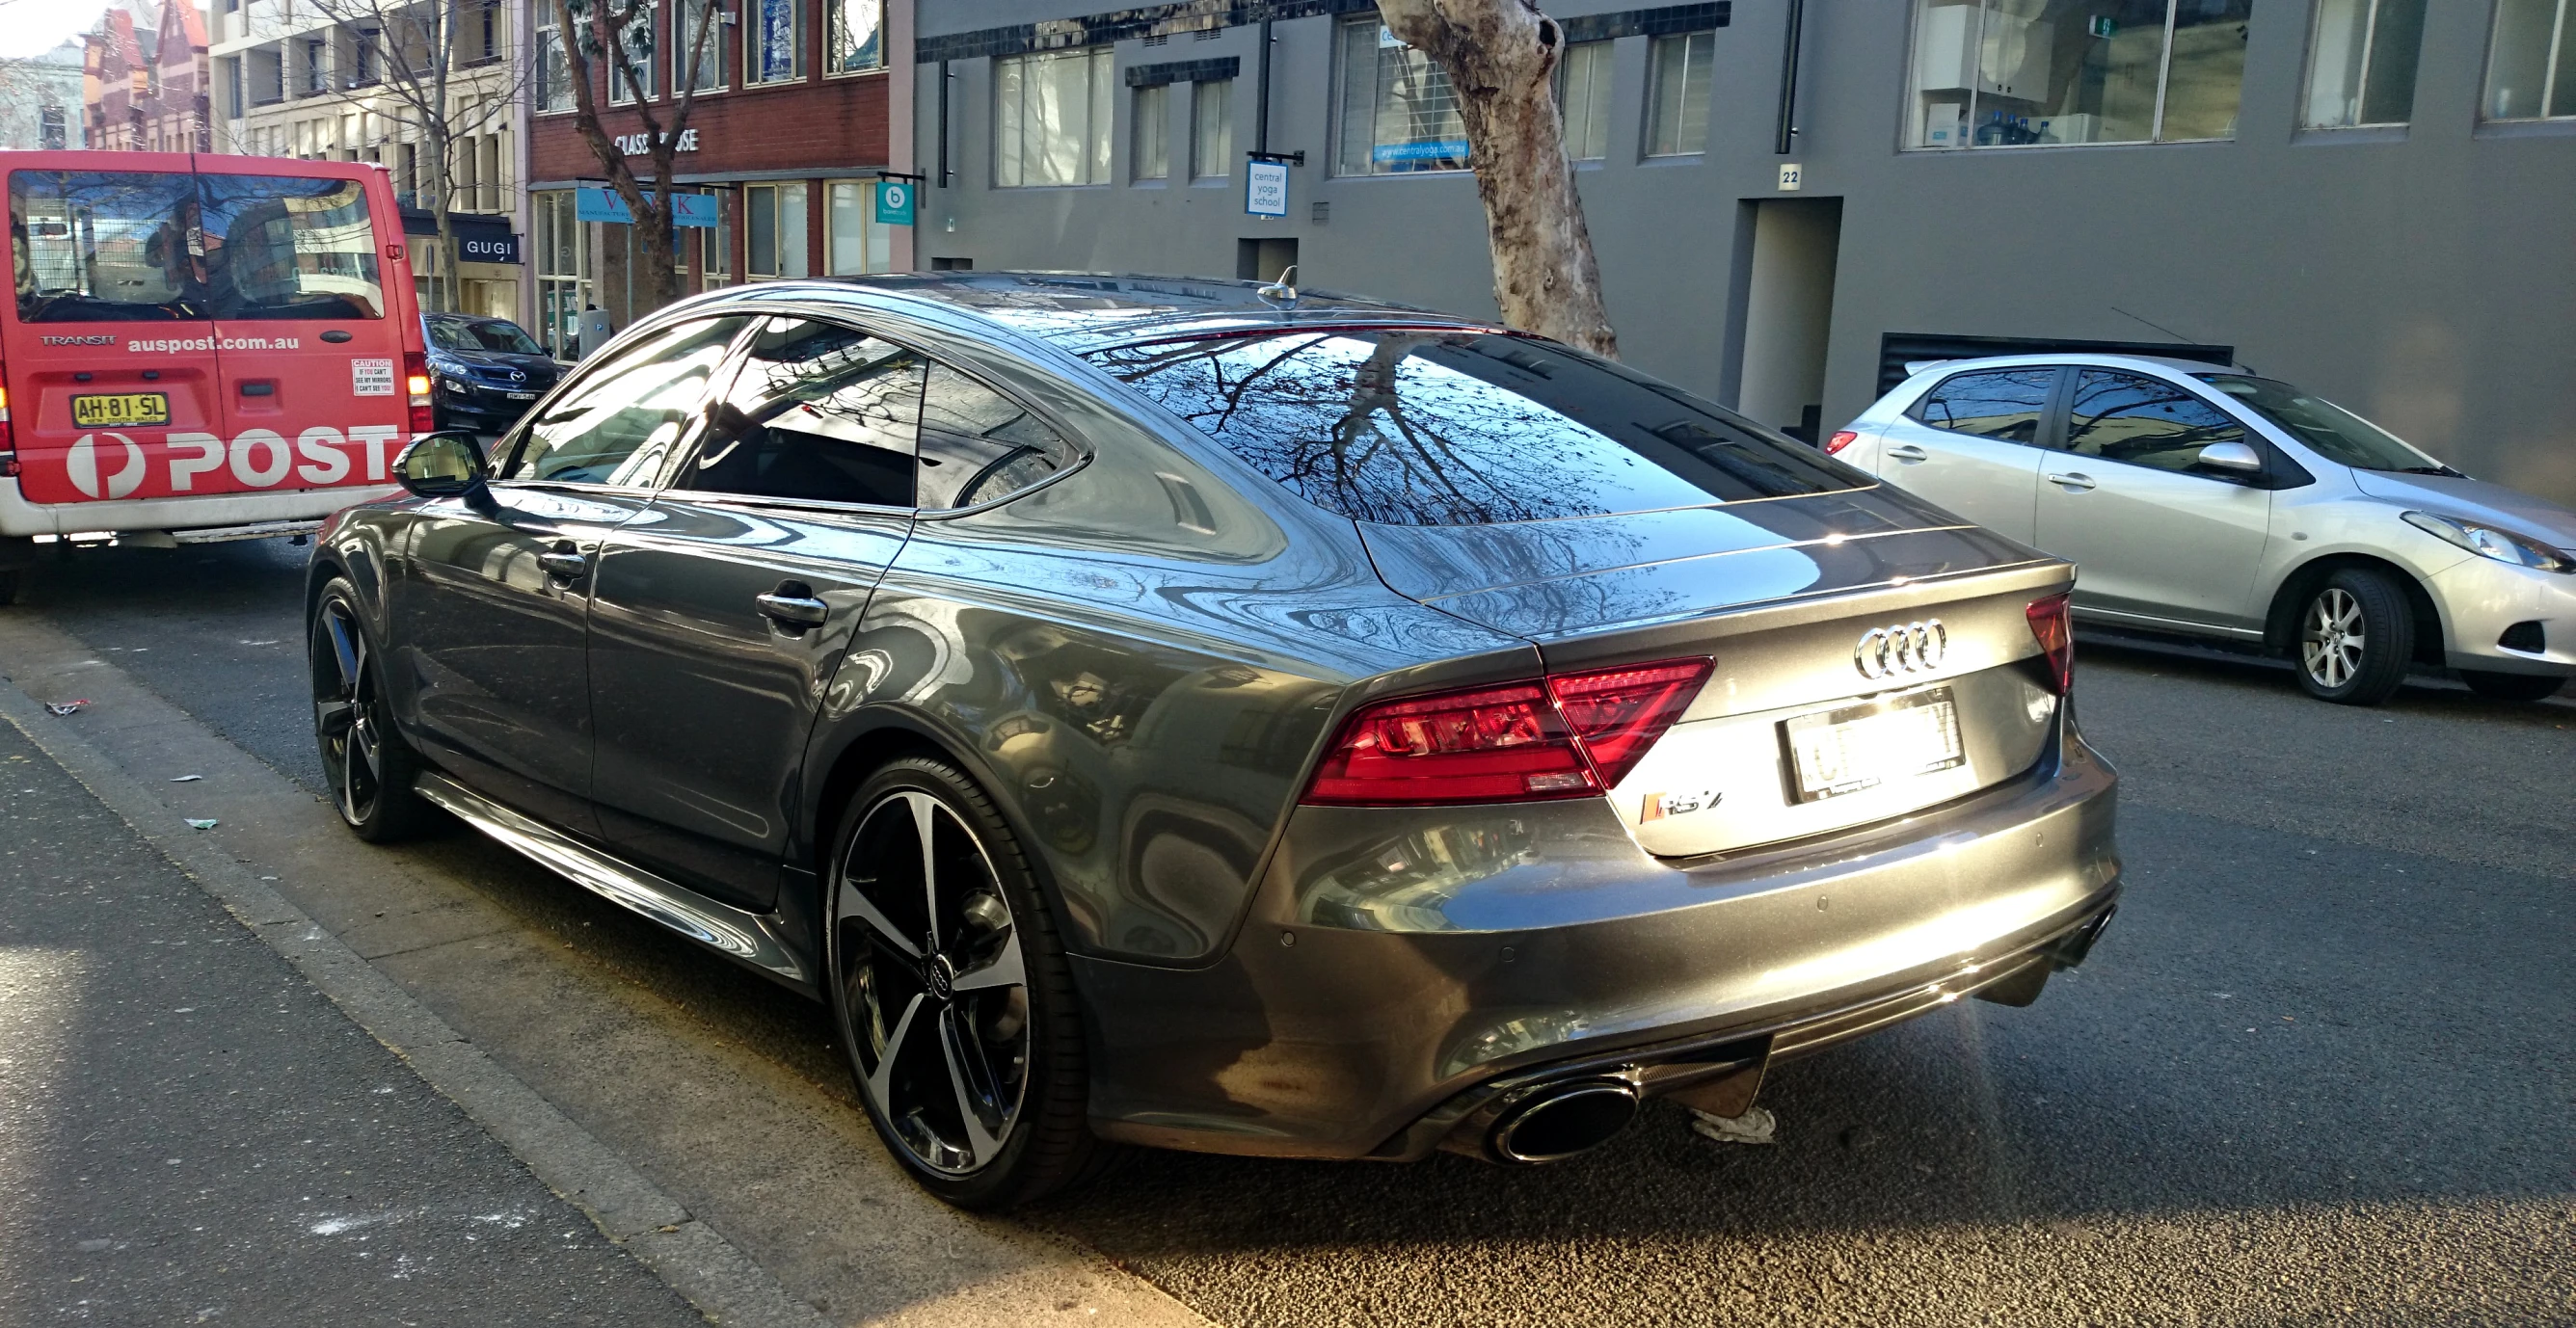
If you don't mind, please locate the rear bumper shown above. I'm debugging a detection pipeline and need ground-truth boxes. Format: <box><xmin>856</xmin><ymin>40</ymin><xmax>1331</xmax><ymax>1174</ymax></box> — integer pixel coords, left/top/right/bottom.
<box><xmin>0</xmin><ymin>476</ymin><xmax>398</xmax><ymax>539</ymax></box>
<box><xmin>1071</xmin><ymin>717</ymin><xmax>2120</xmax><ymax>1160</ymax></box>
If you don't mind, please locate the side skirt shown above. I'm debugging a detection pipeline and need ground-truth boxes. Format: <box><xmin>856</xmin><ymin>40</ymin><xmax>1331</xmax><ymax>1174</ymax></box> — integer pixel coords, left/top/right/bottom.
<box><xmin>414</xmin><ymin>771</ymin><xmax>817</xmax><ymax>996</ymax></box>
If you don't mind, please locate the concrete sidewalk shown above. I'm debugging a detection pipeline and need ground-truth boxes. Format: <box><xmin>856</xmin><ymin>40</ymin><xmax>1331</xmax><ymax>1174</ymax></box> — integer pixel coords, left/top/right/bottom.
<box><xmin>0</xmin><ymin>718</ymin><xmax>711</xmax><ymax>1327</ymax></box>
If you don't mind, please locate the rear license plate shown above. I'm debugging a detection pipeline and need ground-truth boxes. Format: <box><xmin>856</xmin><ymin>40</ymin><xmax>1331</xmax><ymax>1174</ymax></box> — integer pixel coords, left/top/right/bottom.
<box><xmin>505</xmin><ymin>390</ymin><xmax>538</xmax><ymax>400</ymax></box>
<box><xmin>71</xmin><ymin>392</ymin><xmax>170</xmax><ymax>427</ymax></box>
<box><xmin>1782</xmin><ymin>687</ymin><xmax>1966</xmax><ymax>803</ymax></box>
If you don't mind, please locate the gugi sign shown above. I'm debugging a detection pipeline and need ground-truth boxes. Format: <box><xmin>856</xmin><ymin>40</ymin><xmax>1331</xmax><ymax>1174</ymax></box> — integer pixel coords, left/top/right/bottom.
<box><xmin>35</xmin><ymin>425</ymin><xmax>409</xmax><ymax>504</ymax></box>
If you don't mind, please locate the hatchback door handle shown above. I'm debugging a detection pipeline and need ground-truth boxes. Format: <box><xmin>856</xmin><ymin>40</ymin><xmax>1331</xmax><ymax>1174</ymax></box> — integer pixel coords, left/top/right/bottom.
<box><xmin>2046</xmin><ymin>471</ymin><xmax>2097</xmax><ymax>491</ymax></box>
<box><xmin>756</xmin><ymin>592</ymin><xmax>829</xmax><ymax>627</ymax></box>
<box><xmin>538</xmin><ymin>548</ymin><xmax>587</xmax><ymax>581</ymax></box>
<box><xmin>1886</xmin><ymin>444</ymin><xmax>1929</xmax><ymax>463</ymax></box>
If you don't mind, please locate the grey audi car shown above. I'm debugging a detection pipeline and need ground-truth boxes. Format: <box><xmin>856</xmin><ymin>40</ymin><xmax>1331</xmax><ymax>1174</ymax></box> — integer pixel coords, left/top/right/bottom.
<box><xmin>308</xmin><ymin>274</ymin><xmax>2120</xmax><ymax>1208</ymax></box>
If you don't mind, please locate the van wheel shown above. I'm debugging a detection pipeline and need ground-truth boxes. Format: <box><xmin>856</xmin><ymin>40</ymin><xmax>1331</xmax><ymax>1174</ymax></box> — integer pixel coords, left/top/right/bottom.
<box><xmin>824</xmin><ymin>757</ymin><xmax>1116</xmax><ymax>1210</ymax></box>
<box><xmin>309</xmin><ymin>577</ymin><xmax>434</xmax><ymax>841</ymax></box>
<box><xmin>2294</xmin><ymin>570</ymin><xmax>2413</xmax><ymax>705</ymax></box>
<box><xmin>2459</xmin><ymin>670</ymin><xmax>2565</xmax><ymax>703</ymax></box>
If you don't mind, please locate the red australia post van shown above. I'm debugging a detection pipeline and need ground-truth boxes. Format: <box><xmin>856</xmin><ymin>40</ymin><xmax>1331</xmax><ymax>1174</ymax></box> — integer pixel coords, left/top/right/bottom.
<box><xmin>1</xmin><ymin>151</ymin><xmax>429</xmax><ymax>598</ymax></box>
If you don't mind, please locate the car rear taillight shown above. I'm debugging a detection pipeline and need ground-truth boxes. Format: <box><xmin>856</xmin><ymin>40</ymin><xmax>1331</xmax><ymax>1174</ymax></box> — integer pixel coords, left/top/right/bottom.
<box><xmin>0</xmin><ymin>382</ymin><xmax>15</xmax><ymax>476</ymax></box>
<box><xmin>1825</xmin><ymin>430</ymin><xmax>1859</xmax><ymax>455</ymax></box>
<box><xmin>2026</xmin><ymin>593</ymin><xmax>2074</xmax><ymax>695</ymax></box>
<box><xmin>1302</xmin><ymin>658</ymin><xmax>1711</xmax><ymax>806</ymax></box>
<box><xmin>404</xmin><ymin>351</ymin><xmax>435</xmax><ymax>436</ymax></box>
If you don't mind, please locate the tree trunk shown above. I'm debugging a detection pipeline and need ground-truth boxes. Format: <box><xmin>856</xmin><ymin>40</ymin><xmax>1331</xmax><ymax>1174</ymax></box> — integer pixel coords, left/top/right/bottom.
<box><xmin>1378</xmin><ymin>0</ymin><xmax>1617</xmax><ymax>358</ymax></box>
<box><xmin>427</xmin><ymin>126</ymin><xmax>457</xmax><ymax>314</ymax></box>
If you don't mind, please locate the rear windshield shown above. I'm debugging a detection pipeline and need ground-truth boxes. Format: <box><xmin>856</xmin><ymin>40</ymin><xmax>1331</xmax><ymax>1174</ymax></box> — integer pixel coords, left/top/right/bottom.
<box><xmin>10</xmin><ymin>169</ymin><xmax>384</xmax><ymax>323</ymax></box>
<box><xmin>1085</xmin><ymin>330</ymin><xmax>1864</xmax><ymax>525</ymax></box>
<box><xmin>429</xmin><ymin>316</ymin><xmax>544</xmax><ymax>355</ymax></box>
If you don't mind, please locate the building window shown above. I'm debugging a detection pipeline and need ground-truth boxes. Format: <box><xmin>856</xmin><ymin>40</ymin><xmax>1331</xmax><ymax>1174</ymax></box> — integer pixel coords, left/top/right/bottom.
<box><xmin>747</xmin><ymin>0</ymin><xmax>803</xmax><ymax>86</ymax></box>
<box><xmin>676</xmin><ymin>0</ymin><xmax>725</xmax><ymax>91</ymax></box>
<box><xmin>611</xmin><ymin>1</ymin><xmax>657</xmax><ymax>103</ymax></box>
<box><xmin>1646</xmin><ymin>31</ymin><xmax>1713</xmax><ymax>155</ymax></box>
<box><xmin>1133</xmin><ymin>83</ymin><xmax>1170</xmax><ymax>180</ymax></box>
<box><xmin>745</xmin><ymin>182</ymin><xmax>810</xmax><ymax>277</ymax></box>
<box><xmin>537</xmin><ymin>23</ymin><xmax>572</xmax><ymax>111</ymax></box>
<box><xmin>351</xmin><ymin>30</ymin><xmax>379</xmax><ymax>86</ymax></box>
<box><xmin>1904</xmin><ymin>0</ymin><xmax>2252</xmax><ymax>149</ymax></box>
<box><xmin>223</xmin><ymin>57</ymin><xmax>244</xmax><ymax>118</ymax></box>
<box><xmin>2304</xmin><ymin>0</ymin><xmax>2426</xmax><ymax>127</ymax></box>
<box><xmin>994</xmin><ymin>46</ymin><xmax>1114</xmax><ymax>187</ymax></box>
<box><xmin>1192</xmin><ymin>79</ymin><xmax>1232</xmax><ymax>179</ymax></box>
<box><xmin>304</xmin><ymin>38</ymin><xmax>327</xmax><ymax>95</ymax></box>
<box><xmin>707</xmin><ymin>193</ymin><xmax>735</xmax><ymax>287</ymax></box>
<box><xmin>1334</xmin><ymin>18</ymin><xmax>1468</xmax><ymax>175</ymax></box>
<box><xmin>2485</xmin><ymin>0</ymin><xmax>2576</xmax><ymax>120</ymax></box>
<box><xmin>478</xmin><ymin>3</ymin><xmax>499</xmax><ymax>63</ymax></box>
<box><xmin>827</xmin><ymin>180</ymin><xmax>895</xmax><ymax>273</ymax></box>
<box><xmin>40</xmin><ymin>106</ymin><xmax>67</xmax><ymax>150</ymax></box>
<box><xmin>828</xmin><ymin>0</ymin><xmax>884</xmax><ymax>75</ymax></box>
<box><xmin>1555</xmin><ymin>39</ymin><xmax>1611</xmax><ymax>161</ymax></box>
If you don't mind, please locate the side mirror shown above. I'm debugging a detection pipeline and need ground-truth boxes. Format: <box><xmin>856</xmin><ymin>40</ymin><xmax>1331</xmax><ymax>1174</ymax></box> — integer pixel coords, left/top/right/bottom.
<box><xmin>394</xmin><ymin>430</ymin><xmax>494</xmax><ymax>507</ymax></box>
<box><xmin>2195</xmin><ymin>440</ymin><xmax>2264</xmax><ymax>474</ymax></box>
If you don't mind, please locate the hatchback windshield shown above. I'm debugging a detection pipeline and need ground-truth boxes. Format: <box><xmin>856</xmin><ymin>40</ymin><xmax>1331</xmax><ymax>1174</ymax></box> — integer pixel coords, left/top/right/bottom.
<box><xmin>1087</xmin><ymin>330</ymin><xmax>1863</xmax><ymax>525</ymax></box>
<box><xmin>429</xmin><ymin>316</ymin><xmax>545</xmax><ymax>356</ymax></box>
<box><xmin>2198</xmin><ymin>375</ymin><xmax>2447</xmax><ymax>473</ymax></box>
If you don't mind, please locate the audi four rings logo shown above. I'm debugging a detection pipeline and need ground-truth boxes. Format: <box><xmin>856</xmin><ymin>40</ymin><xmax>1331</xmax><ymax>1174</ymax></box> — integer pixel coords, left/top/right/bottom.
<box><xmin>1856</xmin><ymin>620</ymin><xmax>1947</xmax><ymax>678</ymax></box>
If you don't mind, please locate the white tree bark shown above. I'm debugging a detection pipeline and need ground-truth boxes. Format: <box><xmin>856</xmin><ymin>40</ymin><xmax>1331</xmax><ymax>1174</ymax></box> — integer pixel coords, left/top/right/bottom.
<box><xmin>1378</xmin><ymin>0</ymin><xmax>1617</xmax><ymax>358</ymax></box>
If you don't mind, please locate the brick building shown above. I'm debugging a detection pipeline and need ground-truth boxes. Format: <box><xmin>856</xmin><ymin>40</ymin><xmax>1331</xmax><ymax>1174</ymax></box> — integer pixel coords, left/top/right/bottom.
<box><xmin>83</xmin><ymin>1</ymin><xmax>212</xmax><ymax>153</ymax></box>
<box><xmin>523</xmin><ymin>0</ymin><xmax>914</xmax><ymax>354</ymax></box>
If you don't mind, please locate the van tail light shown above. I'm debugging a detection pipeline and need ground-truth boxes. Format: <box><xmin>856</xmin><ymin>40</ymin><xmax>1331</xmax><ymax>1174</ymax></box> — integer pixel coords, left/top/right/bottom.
<box><xmin>2026</xmin><ymin>593</ymin><xmax>2074</xmax><ymax>695</ymax></box>
<box><xmin>0</xmin><ymin>382</ymin><xmax>15</xmax><ymax>476</ymax></box>
<box><xmin>1825</xmin><ymin>430</ymin><xmax>1860</xmax><ymax>455</ymax></box>
<box><xmin>1301</xmin><ymin>658</ymin><xmax>1711</xmax><ymax>806</ymax></box>
<box><xmin>403</xmin><ymin>351</ymin><xmax>435</xmax><ymax>436</ymax></box>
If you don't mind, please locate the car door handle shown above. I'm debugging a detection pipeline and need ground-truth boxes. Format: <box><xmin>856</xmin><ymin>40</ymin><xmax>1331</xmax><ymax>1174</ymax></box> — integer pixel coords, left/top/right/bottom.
<box><xmin>1886</xmin><ymin>444</ymin><xmax>1929</xmax><ymax>463</ymax></box>
<box><xmin>2045</xmin><ymin>471</ymin><xmax>2097</xmax><ymax>491</ymax></box>
<box><xmin>537</xmin><ymin>548</ymin><xmax>587</xmax><ymax>581</ymax></box>
<box><xmin>755</xmin><ymin>592</ymin><xmax>830</xmax><ymax>627</ymax></box>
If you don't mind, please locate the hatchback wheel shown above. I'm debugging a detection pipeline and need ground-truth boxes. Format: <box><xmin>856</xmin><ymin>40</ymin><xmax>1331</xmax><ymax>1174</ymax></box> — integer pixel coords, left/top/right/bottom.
<box><xmin>826</xmin><ymin>757</ymin><xmax>1111</xmax><ymax>1208</ymax></box>
<box><xmin>2294</xmin><ymin>569</ymin><xmax>2413</xmax><ymax>705</ymax></box>
<box><xmin>2459</xmin><ymin>670</ymin><xmax>2565</xmax><ymax>703</ymax></box>
<box><xmin>310</xmin><ymin>578</ymin><xmax>433</xmax><ymax>841</ymax></box>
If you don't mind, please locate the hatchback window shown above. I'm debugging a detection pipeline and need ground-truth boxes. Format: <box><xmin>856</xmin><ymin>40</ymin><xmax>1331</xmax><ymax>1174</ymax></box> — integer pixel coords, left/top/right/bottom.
<box><xmin>10</xmin><ymin>169</ymin><xmax>206</xmax><ymax>322</ymax></box>
<box><xmin>504</xmin><ymin>316</ymin><xmax>750</xmax><ymax>486</ymax></box>
<box><xmin>2198</xmin><ymin>374</ymin><xmax>2445</xmax><ymax>473</ymax></box>
<box><xmin>917</xmin><ymin>362</ymin><xmax>1076</xmax><ymax>509</ymax></box>
<box><xmin>198</xmin><ymin>173</ymin><xmax>384</xmax><ymax>320</ymax></box>
<box><xmin>1086</xmin><ymin>331</ymin><xmax>1860</xmax><ymax>525</ymax></box>
<box><xmin>1910</xmin><ymin>368</ymin><xmax>2054</xmax><ymax>443</ymax></box>
<box><xmin>683</xmin><ymin>316</ymin><xmax>923</xmax><ymax>507</ymax></box>
<box><xmin>2064</xmin><ymin>371</ymin><xmax>2251</xmax><ymax>473</ymax></box>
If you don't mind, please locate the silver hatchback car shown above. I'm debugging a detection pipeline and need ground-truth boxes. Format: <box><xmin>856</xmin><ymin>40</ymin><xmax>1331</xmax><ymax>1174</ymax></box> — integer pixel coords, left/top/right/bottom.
<box><xmin>1834</xmin><ymin>355</ymin><xmax>2576</xmax><ymax>705</ymax></box>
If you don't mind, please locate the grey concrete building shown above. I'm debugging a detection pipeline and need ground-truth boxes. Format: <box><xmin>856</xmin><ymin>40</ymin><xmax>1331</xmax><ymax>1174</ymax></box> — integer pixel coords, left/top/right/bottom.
<box><xmin>910</xmin><ymin>0</ymin><xmax>2576</xmax><ymax>505</ymax></box>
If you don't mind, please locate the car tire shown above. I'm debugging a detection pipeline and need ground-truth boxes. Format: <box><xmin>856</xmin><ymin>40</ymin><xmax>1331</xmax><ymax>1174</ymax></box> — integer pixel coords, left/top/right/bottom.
<box><xmin>2458</xmin><ymin>670</ymin><xmax>2566</xmax><ymax>703</ymax></box>
<box><xmin>2294</xmin><ymin>569</ymin><xmax>2413</xmax><ymax>706</ymax></box>
<box><xmin>309</xmin><ymin>576</ymin><xmax>436</xmax><ymax>842</ymax></box>
<box><xmin>824</xmin><ymin>756</ymin><xmax>1117</xmax><ymax>1210</ymax></box>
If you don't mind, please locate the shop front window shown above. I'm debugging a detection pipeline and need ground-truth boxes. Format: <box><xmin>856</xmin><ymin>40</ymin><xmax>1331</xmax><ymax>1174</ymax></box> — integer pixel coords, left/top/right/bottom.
<box><xmin>827</xmin><ymin>180</ymin><xmax>895</xmax><ymax>274</ymax></box>
<box><xmin>1335</xmin><ymin>18</ymin><xmax>1468</xmax><ymax>175</ymax></box>
<box><xmin>533</xmin><ymin>189</ymin><xmax>593</xmax><ymax>358</ymax></box>
<box><xmin>745</xmin><ymin>181</ymin><xmax>809</xmax><ymax>278</ymax></box>
<box><xmin>1903</xmin><ymin>0</ymin><xmax>2253</xmax><ymax>149</ymax></box>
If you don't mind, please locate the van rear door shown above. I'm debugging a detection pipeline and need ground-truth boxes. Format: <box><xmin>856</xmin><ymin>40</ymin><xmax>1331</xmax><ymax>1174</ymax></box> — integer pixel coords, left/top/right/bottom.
<box><xmin>195</xmin><ymin>156</ymin><xmax>421</xmax><ymax>493</ymax></box>
<box><xmin>4</xmin><ymin>157</ymin><xmax>228</xmax><ymax>512</ymax></box>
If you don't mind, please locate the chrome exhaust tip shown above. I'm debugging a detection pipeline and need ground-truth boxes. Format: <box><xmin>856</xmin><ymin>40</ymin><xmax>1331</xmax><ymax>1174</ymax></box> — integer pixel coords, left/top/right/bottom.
<box><xmin>1489</xmin><ymin>1080</ymin><xmax>1640</xmax><ymax>1164</ymax></box>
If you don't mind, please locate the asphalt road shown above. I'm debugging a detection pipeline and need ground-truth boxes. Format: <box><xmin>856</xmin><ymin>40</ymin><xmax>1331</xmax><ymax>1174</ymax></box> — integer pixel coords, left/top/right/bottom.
<box><xmin>10</xmin><ymin>537</ymin><xmax>2574</xmax><ymax>1326</ymax></box>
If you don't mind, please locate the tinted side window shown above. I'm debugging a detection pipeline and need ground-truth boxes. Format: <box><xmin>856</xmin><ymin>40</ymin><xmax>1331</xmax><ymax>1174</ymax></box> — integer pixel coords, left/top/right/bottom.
<box><xmin>10</xmin><ymin>170</ymin><xmax>206</xmax><ymax>322</ymax></box>
<box><xmin>503</xmin><ymin>316</ymin><xmax>749</xmax><ymax>485</ymax></box>
<box><xmin>197</xmin><ymin>174</ymin><xmax>384</xmax><ymax>320</ymax></box>
<box><xmin>917</xmin><ymin>362</ymin><xmax>1076</xmax><ymax>509</ymax></box>
<box><xmin>2065</xmin><ymin>371</ymin><xmax>2249</xmax><ymax>473</ymax></box>
<box><xmin>1909</xmin><ymin>369</ymin><xmax>2055</xmax><ymax>443</ymax></box>
<box><xmin>683</xmin><ymin>316</ymin><xmax>923</xmax><ymax>507</ymax></box>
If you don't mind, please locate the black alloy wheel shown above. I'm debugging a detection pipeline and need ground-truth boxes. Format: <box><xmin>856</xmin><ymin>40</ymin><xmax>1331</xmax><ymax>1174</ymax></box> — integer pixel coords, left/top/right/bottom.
<box><xmin>310</xmin><ymin>578</ymin><xmax>431</xmax><ymax>841</ymax></box>
<box><xmin>826</xmin><ymin>757</ymin><xmax>1110</xmax><ymax>1209</ymax></box>
<box><xmin>2459</xmin><ymin>670</ymin><xmax>2566</xmax><ymax>703</ymax></box>
<box><xmin>2294</xmin><ymin>568</ymin><xmax>2413</xmax><ymax>706</ymax></box>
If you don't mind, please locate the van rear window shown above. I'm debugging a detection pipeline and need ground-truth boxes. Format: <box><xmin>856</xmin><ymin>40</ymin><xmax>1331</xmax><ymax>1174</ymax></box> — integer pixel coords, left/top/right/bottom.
<box><xmin>10</xmin><ymin>169</ymin><xmax>384</xmax><ymax>324</ymax></box>
<box><xmin>1085</xmin><ymin>331</ymin><xmax>1864</xmax><ymax>525</ymax></box>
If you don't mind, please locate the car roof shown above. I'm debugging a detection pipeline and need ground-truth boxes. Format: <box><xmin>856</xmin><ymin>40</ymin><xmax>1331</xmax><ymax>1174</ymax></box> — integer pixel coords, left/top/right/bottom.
<box><xmin>771</xmin><ymin>272</ymin><xmax>1504</xmax><ymax>353</ymax></box>
<box><xmin>1903</xmin><ymin>351</ymin><xmax>2252</xmax><ymax>382</ymax></box>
